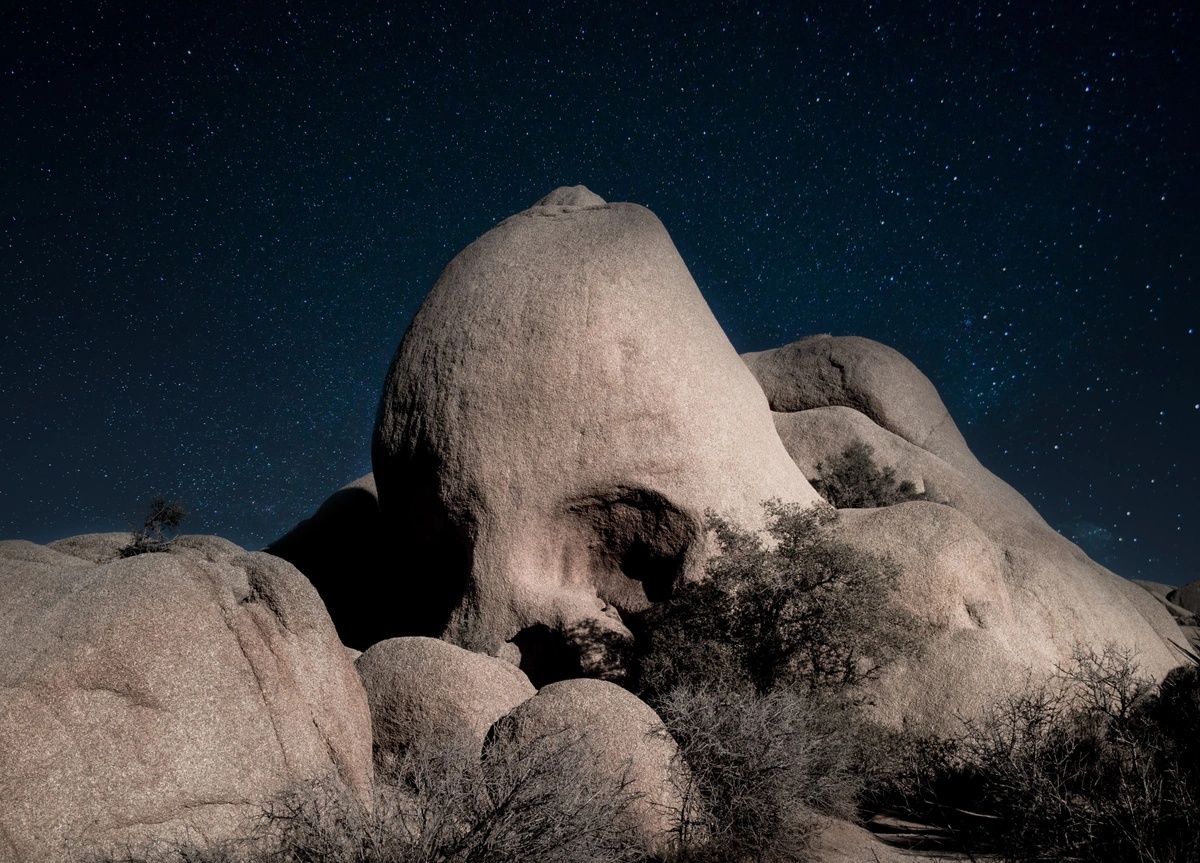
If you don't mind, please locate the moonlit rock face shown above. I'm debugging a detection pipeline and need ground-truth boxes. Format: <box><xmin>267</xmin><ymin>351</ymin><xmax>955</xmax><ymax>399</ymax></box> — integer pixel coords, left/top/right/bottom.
<box><xmin>0</xmin><ymin>536</ymin><xmax>372</xmax><ymax>862</ymax></box>
<box><xmin>745</xmin><ymin>335</ymin><xmax>1181</xmax><ymax>730</ymax></box>
<box><xmin>356</xmin><ymin>636</ymin><xmax>535</xmax><ymax>763</ymax></box>
<box><xmin>372</xmin><ymin>186</ymin><xmax>818</xmax><ymax>677</ymax></box>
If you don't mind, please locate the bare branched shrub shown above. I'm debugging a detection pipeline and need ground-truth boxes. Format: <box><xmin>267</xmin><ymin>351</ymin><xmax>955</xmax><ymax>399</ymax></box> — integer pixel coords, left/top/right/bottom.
<box><xmin>81</xmin><ymin>840</ymin><xmax>249</xmax><ymax>863</ymax></box>
<box><xmin>255</xmin><ymin>777</ymin><xmax>410</xmax><ymax>863</ymax></box>
<box><xmin>260</xmin><ymin>721</ymin><xmax>646</xmax><ymax>863</ymax></box>
<box><xmin>86</xmin><ymin>724</ymin><xmax>647</xmax><ymax>863</ymax></box>
<box><xmin>654</xmin><ymin>687</ymin><xmax>860</xmax><ymax>863</ymax></box>
<box><xmin>475</xmin><ymin>719</ymin><xmax>647</xmax><ymax>862</ymax></box>
<box><xmin>811</xmin><ymin>440</ymin><xmax>926</xmax><ymax>509</ymax></box>
<box><xmin>120</xmin><ymin>496</ymin><xmax>187</xmax><ymax>557</ymax></box>
<box><xmin>893</xmin><ymin>644</ymin><xmax>1200</xmax><ymax>862</ymax></box>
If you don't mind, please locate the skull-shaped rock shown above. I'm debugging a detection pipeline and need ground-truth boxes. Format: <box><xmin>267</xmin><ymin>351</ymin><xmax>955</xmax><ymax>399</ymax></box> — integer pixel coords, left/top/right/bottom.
<box><xmin>373</xmin><ymin>186</ymin><xmax>818</xmax><ymax>682</ymax></box>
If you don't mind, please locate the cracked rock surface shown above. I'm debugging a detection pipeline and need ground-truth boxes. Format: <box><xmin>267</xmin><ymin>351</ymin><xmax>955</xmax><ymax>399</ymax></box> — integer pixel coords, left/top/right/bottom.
<box><xmin>0</xmin><ymin>534</ymin><xmax>372</xmax><ymax>862</ymax></box>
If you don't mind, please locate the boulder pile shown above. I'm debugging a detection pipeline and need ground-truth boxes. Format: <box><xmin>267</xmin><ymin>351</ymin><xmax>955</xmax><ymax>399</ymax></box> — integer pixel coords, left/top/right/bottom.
<box><xmin>744</xmin><ymin>335</ymin><xmax>1182</xmax><ymax>728</ymax></box>
<box><xmin>3</xmin><ymin>186</ymin><xmax>1188</xmax><ymax>860</ymax></box>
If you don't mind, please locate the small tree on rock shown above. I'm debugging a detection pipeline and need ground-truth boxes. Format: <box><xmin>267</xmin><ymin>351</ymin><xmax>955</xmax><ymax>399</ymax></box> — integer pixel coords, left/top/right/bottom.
<box><xmin>121</xmin><ymin>495</ymin><xmax>187</xmax><ymax>557</ymax></box>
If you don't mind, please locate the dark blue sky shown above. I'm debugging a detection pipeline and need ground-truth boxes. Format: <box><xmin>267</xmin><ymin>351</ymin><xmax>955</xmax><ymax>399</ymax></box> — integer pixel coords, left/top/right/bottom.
<box><xmin>2</xmin><ymin>2</ymin><xmax>1196</xmax><ymax>583</ymax></box>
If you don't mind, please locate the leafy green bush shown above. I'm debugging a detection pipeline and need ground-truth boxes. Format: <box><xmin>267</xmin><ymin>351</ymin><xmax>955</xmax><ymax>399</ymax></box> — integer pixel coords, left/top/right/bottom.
<box><xmin>811</xmin><ymin>440</ymin><xmax>925</xmax><ymax>509</ymax></box>
<box><xmin>637</xmin><ymin>501</ymin><xmax>920</xmax><ymax>699</ymax></box>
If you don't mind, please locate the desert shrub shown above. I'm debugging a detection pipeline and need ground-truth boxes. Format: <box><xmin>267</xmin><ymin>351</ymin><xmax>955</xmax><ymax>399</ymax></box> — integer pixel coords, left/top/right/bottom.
<box><xmin>260</xmin><ymin>721</ymin><xmax>646</xmax><ymax>863</ymax></box>
<box><xmin>893</xmin><ymin>644</ymin><xmax>1200</xmax><ymax>862</ymax></box>
<box><xmin>811</xmin><ymin>440</ymin><xmax>925</xmax><ymax>509</ymax></box>
<box><xmin>83</xmin><ymin>843</ymin><xmax>247</xmax><ymax>863</ymax></box>
<box><xmin>654</xmin><ymin>687</ymin><xmax>860</xmax><ymax>863</ymax></box>
<box><xmin>632</xmin><ymin>500</ymin><xmax>921</xmax><ymax>862</ymax></box>
<box><xmin>120</xmin><ymin>495</ymin><xmax>187</xmax><ymax>557</ymax></box>
<box><xmin>82</xmin><ymin>724</ymin><xmax>645</xmax><ymax>863</ymax></box>
<box><xmin>637</xmin><ymin>501</ymin><xmax>920</xmax><ymax>700</ymax></box>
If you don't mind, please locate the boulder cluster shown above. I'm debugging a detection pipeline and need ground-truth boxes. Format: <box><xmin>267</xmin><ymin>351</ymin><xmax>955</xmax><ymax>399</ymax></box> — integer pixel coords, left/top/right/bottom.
<box><xmin>2</xmin><ymin>187</ymin><xmax>1191</xmax><ymax>860</ymax></box>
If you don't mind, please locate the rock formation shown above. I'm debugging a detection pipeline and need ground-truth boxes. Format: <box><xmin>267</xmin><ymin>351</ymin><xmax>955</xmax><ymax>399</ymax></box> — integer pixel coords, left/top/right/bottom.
<box><xmin>743</xmin><ymin>334</ymin><xmax>1182</xmax><ymax>729</ymax></box>
<box><xmin>490</xmin><ymin>678</ymin><xmax>682</xmax><ymax>854</ymax></box>
<box><xmin>272</xmin><ymin>187</ymin><xmax>1181</xmax><ymax>734</ymax></box>
<box><xmin>0</xmin><ymin>535</ymin><xmax>372</xmax><ymax>862</ymax></box>
<box><xmin>372</xmin><ymin>185</ymin><xmax>818</xmax><ymax>679</ymax></box>
<box><xmin>1134</xmin><ymin>578</ymin><xmax>1200</xmax><ymax>650</ymax></box>
<box><xmin>356</xmin><ymin>636</ymin><xmax>534</xmax><ymax>766</ymax></box>
<box><xmin>1169</xmin><ymin>578</ymin><xmax>1200</xmax><ymax>619</ymax></box>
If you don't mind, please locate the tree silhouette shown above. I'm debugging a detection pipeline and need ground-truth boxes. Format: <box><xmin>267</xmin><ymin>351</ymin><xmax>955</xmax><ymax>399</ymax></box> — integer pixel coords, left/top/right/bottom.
<box><xmin>120</xmin><ymin>495</ymin><xmax>187</xmax><ymax>557</ymax></box>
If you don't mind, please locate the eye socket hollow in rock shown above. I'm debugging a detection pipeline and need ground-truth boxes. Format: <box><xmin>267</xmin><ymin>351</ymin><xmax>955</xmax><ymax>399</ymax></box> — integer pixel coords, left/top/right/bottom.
<box><xmin>565</xmin><ymin>486</ymin><xmax>701</xmax><ymax>611</ymax></box>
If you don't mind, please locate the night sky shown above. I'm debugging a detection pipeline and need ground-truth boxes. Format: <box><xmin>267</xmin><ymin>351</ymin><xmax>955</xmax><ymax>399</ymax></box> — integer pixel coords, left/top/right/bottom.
<box><xmin>2</xmin><ymin>2</ymin><xmax>1196</xmax><ymax>584</ymax></box>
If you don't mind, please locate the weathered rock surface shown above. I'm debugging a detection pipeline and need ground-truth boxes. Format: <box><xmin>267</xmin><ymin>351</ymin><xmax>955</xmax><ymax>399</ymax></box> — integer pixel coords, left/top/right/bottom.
<box><xmin>265</xmin><ymin>473</ymin><xmax>394</xmax><ymax>649</ymax></box>
<box><xmin>745</xmin><ymin>335</ymin><xmax>1182</xmax><ymax>725</ymax></box>
<box><xmin>744</xmin><ymin>334</ymin><xmax>979</xmax><ymax>473</ymax></box>
<box><xmin>1134</xmin><ymin>579</ymin><xmax>1199</xmax><ymax>624</ymax></box>
<box><xmin>356</xmin><ymin>636</ymin><xmax>534</xmax><ymax>766</ymax></box>
<box><xmin>490</xmin><ymin>678</ymin><xmax>681</xmax><ymax>853</ymax></box>
<box><xmin>1171</xmin><ymin>579</ymin><xmax>1200</xmax><ymax>617</ymax></box>
<box><xmin>372</xmin><ymin>186</ymin><xmax>818</xmax><ymax>679</ymax></box>
<box><xmin>1134</xmin><ymin>579</ymin><xmax>1200</xmax><ymax>652</ymax></box>
<box><xmin>0</xmin><ymin>535</ymin><xmax>372</xmax><ymax>862</ymax></box>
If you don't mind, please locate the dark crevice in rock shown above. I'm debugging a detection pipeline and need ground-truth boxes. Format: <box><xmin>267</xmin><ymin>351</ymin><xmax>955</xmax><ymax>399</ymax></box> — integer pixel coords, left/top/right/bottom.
<box><xmin>567</xmin><ymin>486</ymin><xmax>701</xmax><ymax>608</ymax></box>
<box><xmin>509</xmin><ymin>624</ymin><xmax>582</xmax><ymax>689</ymax></box>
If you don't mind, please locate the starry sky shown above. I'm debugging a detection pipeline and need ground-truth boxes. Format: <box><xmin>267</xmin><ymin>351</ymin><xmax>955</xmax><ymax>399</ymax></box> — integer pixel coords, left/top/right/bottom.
<box><xmin>2</xmin><ymin>2</ymin><xmax>1196</xmax><ymax>584</ymax></box>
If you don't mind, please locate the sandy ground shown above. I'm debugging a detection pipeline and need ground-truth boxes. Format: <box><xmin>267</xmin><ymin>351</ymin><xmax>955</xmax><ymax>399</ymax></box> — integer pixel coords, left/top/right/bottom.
<box><xmin>813</xmin><ymin>814</ymin><xmax>995</xmax><ymax>862</ymax></box>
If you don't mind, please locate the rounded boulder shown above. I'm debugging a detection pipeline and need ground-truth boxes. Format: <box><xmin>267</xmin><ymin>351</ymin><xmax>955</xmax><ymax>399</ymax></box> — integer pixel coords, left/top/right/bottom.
<box><xmin>489</xmin><ymin>678</ymin><xmax>682</xmax><ymax>853</ymax></box>
<box><xmin>0</xmin><ymin>536</ymin><xmax>372</xmax><ymax>862</ymax></box>
<box><xmin>356</xmin><ymin>636</ymin><xmax>535</xmax><ymax>766</ymax></box>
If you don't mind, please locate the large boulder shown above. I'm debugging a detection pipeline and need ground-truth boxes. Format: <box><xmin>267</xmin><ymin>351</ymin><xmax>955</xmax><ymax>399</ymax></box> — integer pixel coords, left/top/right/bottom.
<box><xmin>356</xmin><ymin>636</ymin><xmax>534</xmax><ymax>767</ymax></box>
<box><xmin>743</xmin><ymin>335</ymin><xmax>1181</xmax><ymax>724</ymax></box>
<box><xmin>372</xmin><ymin>186</ymin><xmax>817</xmax><ymax>679</ymax></box>
<box><xmin>490</xmin><ymin>678</ymin><xmax>682</xmax><ymax>854</ymax></box>
<box><xmin>0</xmin><ymin>535</ymin><xmax>373</xmax><ymax>862</ymax></box>
<box><xmin>1171</xmin><ymin>579</ymin><xmax>1200</xmax><ymax>617</ymax></box>
<box><xmin>743</xmin><ymin>334</ymin><xmax>978</xmax><ymax>472</ymax></box>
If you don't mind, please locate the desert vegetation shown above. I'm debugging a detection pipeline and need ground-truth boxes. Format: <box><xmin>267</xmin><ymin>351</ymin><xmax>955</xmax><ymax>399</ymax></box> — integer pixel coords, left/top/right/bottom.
<box><xmin>810</xmin><ymin>440</ymin><xmax>926</xmax><ymax>509</ymax></box>
<box><xmin>90</xmin><ymin>722</ymin><xmax>645</xmax><ymax>863</ymax></box>
<box><xmin>263</xmin><ymin>719</ymin><xmax>647</xmax><ymax>863</ymax></box>
<box><xmin>119</xmin><ymin>495</ymin><xmax>187</xmax><ymax>557</ymax></box>
<box><xmin>629</xmin><ymin>500</ymin><xmax>920</xmax><ymax>862</ymax></box>
<box><xmin>636</xmin><ymin>501</ymin><xmax>919</xmax><ymax>699</ymax></box>
<box><xmin>882</xmin><ymin>644</ymin><xmax>1200</xmax><ymax>863</ymax></box>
